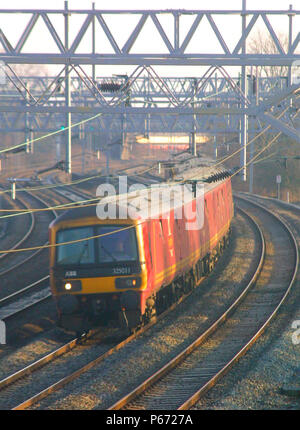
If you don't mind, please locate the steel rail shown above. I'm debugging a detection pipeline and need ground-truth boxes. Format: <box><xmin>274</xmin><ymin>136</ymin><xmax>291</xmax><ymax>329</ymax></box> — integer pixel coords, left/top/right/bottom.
<box><xmin>0</xmin><ymin>169</ymin><xmax>158</xmax><ymax>322</ymax></box>
<box><xmin>0</xmin><ymin>178</ymin><xmax>102</xmax><ymax>323</ymax></box>
<box><xmin>0</xmin><ymin>182</ymin><xmax>103</xmax><ymax>385</ymax></box>
<box><xmin>0</xmin><ymin>194</ymin><xmax>34</xmax><ymax>263</ymax></box>
<box><xmin>0</xmin><ymin>185</ymin><xmax>94</xmax><ymax>395</ymax></box>
<box><xmin>11</xmin><ymin>207</ymin><xmax>252</xmax><ymax>410</ymax></box>
<box><xmin>107</xmin><ymin>204</ymin><xmax>267</xmax><ymax>410</ymax></box>
<box><xmin>176</xmin><ymin>196</ymin><xmax>299</xmax><ymax>409</ymax></box>
<box><xmin>0</xmin><ymin>189</ymin><xmax>57</xmax><ymax>278</ymax></box>
<box><xmin>0</xmin><ymin>188</ymin><xmax>60</xmax><ymax>321</ymax></box>
<box><xmin>12</xmin><ymin>272</ymin><xmax>210</xmax><ymax>410</ymax></box>
<box><xmin>0</xmin><ymin>332</ymin><xmax>94</xmax><ymax>392</ymax></box>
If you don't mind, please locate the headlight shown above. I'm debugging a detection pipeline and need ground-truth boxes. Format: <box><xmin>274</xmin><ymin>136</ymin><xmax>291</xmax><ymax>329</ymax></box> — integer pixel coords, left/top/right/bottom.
<box><xmin>115</xmin><ymin>277</ymin><xmax>141</xmax><ymax>289</ymax></box>
<box><xmin>60</xmin><ymin>280</ymin><xmax>82</xmax><ymax>292</ymax></box>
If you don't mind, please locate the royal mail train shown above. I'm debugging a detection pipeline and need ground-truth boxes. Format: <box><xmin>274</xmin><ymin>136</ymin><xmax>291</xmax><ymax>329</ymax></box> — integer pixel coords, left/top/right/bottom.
<box><xmin>49</xmin><ymin>165</ymin><xmax>234</xmax><ymax>334</ymax></box>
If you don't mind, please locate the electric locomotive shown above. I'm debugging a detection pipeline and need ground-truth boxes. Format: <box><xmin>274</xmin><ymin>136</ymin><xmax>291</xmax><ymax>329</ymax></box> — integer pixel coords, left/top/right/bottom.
<box><xmin>49</xmin><ymin>166</ymin><xmax>234</xmax><ymax>334</ymax></box>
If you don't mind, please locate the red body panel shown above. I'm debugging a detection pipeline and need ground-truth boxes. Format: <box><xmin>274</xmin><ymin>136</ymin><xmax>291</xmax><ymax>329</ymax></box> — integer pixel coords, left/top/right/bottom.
<box><xmin>139</xmin><ymin>178</ymin><xmax>233</xmax><ymax>313</ymax></box>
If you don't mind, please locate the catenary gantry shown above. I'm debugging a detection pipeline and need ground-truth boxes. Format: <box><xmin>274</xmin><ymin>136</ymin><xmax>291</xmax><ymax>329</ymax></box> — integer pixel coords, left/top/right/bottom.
<box><xmin>0</xmin><ymin>1</ymin><xmax>300</xmax><ymax>181</ymax></box>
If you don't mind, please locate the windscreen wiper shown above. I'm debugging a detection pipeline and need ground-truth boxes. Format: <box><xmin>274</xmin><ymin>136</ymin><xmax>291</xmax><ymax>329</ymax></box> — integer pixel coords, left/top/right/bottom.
<box><xmin>76</xmin><ymin>241</ymin><xmax>89</xmax><ymax>264</ymax></box>
<box><xmin>100</xmin><ymin>244</ymin><xmax>117</xmax><ymax>262</ymax></box>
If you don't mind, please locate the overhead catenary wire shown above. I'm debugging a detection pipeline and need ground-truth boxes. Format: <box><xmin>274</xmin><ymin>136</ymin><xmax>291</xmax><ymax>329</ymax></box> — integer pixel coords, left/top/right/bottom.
<box><xmin>213</xmin><ymin>105</ymin><xmax>291</xmax><ymax>168</ymax></box>
<box><xmin>0</xmin><ymin>157</ymin><xmax>156</xmax><ymax>197</ymax></box>
<box><xmin>0</xmin><ymin>196</ymin><xmax>100</xmax><ymax>219</ymax></box>
<box><xmin>0</xmin><ymin>123</ymin><xmax>293</xmax><ymax>247</ymax></box>
<box><xmin>0</xmin><ymin>223</ymin><xmax>137</xmax><ymax>254</ymax></box>
<box><xmin>1</xmin><ymin>96</ymin><xmax>299</xmax><ymax>252</ymax></box>
<box><xmin>1</xmin><ymin>77</ymin><xmax>298</xmax><ymax>198</ymax></box>
<box><xmin>0</xmin><ymin>174</ymin><xmax>102</xmax><ymax>196</ymax></box>
<box><xmin>252</xmin><ymin>151</ymin><xmax>278</xmax><ymax>165</ymax></box>
<box><xmin>0</xmin><ymin>164</ymin><xmax>158</xmax><ymax>217</ymax></box>
<box><xmin>0</xmin><ymin>135</ymin><xmax>283</xmax><ymax>254</ymax></box>
<box><xmin>230</xmin><ymin>131</ymin><xmax>283</xmax><ymax>178</ymax></box>
<box><xmin>0</xmin><ymin>111</ymin><xmax>105</xmax><ymax>155</ymax></box>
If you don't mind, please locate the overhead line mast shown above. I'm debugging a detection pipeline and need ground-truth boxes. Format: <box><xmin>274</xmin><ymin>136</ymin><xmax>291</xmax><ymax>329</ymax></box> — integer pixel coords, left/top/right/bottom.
<box><xmin>0</xmin><ymin>2</ymin><xmax>299</xmax><ymax>180</ymax></box>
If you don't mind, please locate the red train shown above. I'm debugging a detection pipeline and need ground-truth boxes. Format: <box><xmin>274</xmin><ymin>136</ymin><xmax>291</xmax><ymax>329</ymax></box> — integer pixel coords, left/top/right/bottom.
<box><xmin>49</xmin><ymin>171</ymin><xmax>234</xmax><ymax>334</ymax></box>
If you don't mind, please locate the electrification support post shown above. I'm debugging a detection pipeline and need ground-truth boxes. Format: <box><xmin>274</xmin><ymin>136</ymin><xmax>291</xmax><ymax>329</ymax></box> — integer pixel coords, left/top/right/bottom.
<box><xmin>174</xmin><ymin>12</ymin><xmax>180</xmax><ymax>53</ymax></box>
<box><xmin>92</xmin><ymin>2</ymin><xmax>96</xmax><ymax>82</ymax></box>
<box><xmin>144</xmin><ymin>116</ymin><xmax>150</xmax><ymax>139</ymax></box>
<box><xmin>249</xmin><ymin>67</ymin><xmax>259</xmax><ymax>193</ymax></box>
<box><xmin>80</xmin><ymin>123</ymin><xmax>85</xmax><ymax>174</ymax></box>
<box><xmin>64</xmin><ymin>1</ymin><xmax>72</xmax><ymax>174</ymax></box>
<box><xmin>121</xmin><ymin>114</ymin><xmax>126</xmax><ymax>149</ymax></box>
<box><xmin>249</xmin><ymin>138</ymin><xmax>254</xmax><ymax>193</ymax></box>
<box><xmin>81</xmin><ymin>137</ymin><xmax>85</xmax><ymax>174</ymax></box>
<box><xmin>55</xmin><ymin>134</ymin><xmax>61</xmax><ymax>162</ymax></box>
<box><xmin>256</xmin><ymin>66</ymin><xmax>259</xmax><ymax>105</ymax></box>
<box><xmin>24</xmin><ymin>82</ymin><xmax>31</xmax><ymax>154</ymax></box>
<box><xmin>191</xmin><ymin>128</ymin><xmax>196</xmax><ymax>156</ymax></box>
<box><xmin>249</xmin><ymin>65</ymin><xmax>260</xmax><ymax>192</ymax></box>
<box><xmin>214</xmin><ymin>135</ymin><xmax>217</xmax><ymax>159</ymax></box>
<box><xmin>122</xmin><ymin>75</ymin><xmax>130</xmax><ymax>157</ymax></box>
<box><xmin>29</xmin><ymin>130</ymin><xmax>34</xmax><ymax>154</ymax></box>
<box><xmin>240</xmin><ymin>0</ymin><xmax>247</xmax><ymax>182</ymax></box>
<box><xmin>191</xmin><ymin>78</ymin><xmax>197</xmax><ymax>157</ymax></box>
<box><xmin>144</xmin><ymin>75</ymin><xmax>150</xmax><ymax>139</ymax></box>
<box><xmin>11</xmin><ymin>181</ymin><xmax>16</xmax><ymax>200</ymax></box>
<box><xmin>288</xmin><ymin>4</ymin><xmax>294</xmax><ymax>87</ymax></box>
<box><xmin>106</xmin><ymin>148</ymin><xmax>110</xmax><ymax>179</ymax></box>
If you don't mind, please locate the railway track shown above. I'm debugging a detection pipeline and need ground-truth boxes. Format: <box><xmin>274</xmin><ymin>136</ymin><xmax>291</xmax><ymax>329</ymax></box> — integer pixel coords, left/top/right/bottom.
<box><xmin>0</xmin><ymin>205</ymin><xmax>261</xmax><ymax>410</ymax></box>
<box><xmin>2</xmin><ymin>173</ymin><xmax>296</xmax><ymax>410</ymax></box>
<box><xmin>0</xmin><ymin>192</ymin><xmax>33</xmax><ymax>263</ymax></box>
<box><xmin>0</xmin><ymin>187</ymin><xmax>60</xmax><ymax>327</ymax></box>
<box><xmin>189</xmin><ymin>192</ymin><xmax>300</xmax><ymax>410</ymax></box>
<box><xmin>238</xmin><ymin>192</ymin><xmax>300</xmax><ymax>228</ymax></box>
<box><xmin>0</xmin><ymin>166</ymin><xmax>161</xmax><ymax>327</ymax></box>
<box><xmin>0</xmin><ymin>182</ymin><xmax>97</xmax><ymax>321</ymax></box>
<box><xmin>0</xmin><ymin>176</ymin><xmax>105</xmax><ymax>327</ymax></box>
<box><xmin>0</xmin><ymin>183</ymin><xmax>85</xmax><ymax>324</ymax></box>
<box><xmin>106</xmin><ymin>196</ymin><xmax>298</xmax><ymax>410</ymax></box>
<box><xmin>4</xmin><ymin>269</ymin><xmax>208</xmax><ymax>410</ymax></box>
<box><xmin>0</xmin><ymin>190</ymin><xmax>56</xmax><ymax>298</ymax></box>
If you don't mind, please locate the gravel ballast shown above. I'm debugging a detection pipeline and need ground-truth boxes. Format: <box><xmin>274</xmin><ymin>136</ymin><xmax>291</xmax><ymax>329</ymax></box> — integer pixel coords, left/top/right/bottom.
<box><xmin>29</xmin><ymin>210</ymin><xmax>262</xmax><ymax>410</ymax></box>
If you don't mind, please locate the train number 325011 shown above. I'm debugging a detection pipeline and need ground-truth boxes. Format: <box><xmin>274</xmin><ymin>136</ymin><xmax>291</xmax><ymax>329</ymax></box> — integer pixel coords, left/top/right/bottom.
<box><xmin>112</xmin><ymin>267</ymin><xmax>131</xmax><ymax>275</ymax></box>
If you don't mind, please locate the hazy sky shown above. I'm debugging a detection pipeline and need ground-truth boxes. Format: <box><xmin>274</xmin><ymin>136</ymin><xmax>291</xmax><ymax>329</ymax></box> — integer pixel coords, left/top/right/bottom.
<box><xmin>0</xmin><ymin>0</ymin><xmax>299</xmax><ymax>10</ymax></box>
<box><xmin>0</xmin><ymin>0</ymin><xmax>299</xmax><ymax>77</ymax></box>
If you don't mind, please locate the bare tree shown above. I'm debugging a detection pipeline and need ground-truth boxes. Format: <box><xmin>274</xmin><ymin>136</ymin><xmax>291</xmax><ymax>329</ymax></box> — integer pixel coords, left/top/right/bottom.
<box><xmin>9</xmin><ymin>63</ymin><xmax>49</xmax><ymax>77</ymax></box>
<box><xmin>248</xmin><ymin>29</ymin><xmax>289</xmax><ymax>78</ymax></box>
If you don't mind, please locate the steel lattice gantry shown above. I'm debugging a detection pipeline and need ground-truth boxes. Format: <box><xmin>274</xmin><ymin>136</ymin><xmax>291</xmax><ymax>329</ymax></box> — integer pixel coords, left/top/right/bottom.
<box><xmin>1</xmin><ymin>4</ymin><xmax>300</xmax><ymax>66</ymax></box>
<box><xmin>0</xmin><ymin>74</ymin><xmax>294</xmax><ymax>137</ymax></box>
<box><xmin>0</xmin><ymin>1</ymin><xmax>300</xmax><ymax>178</ymax></box>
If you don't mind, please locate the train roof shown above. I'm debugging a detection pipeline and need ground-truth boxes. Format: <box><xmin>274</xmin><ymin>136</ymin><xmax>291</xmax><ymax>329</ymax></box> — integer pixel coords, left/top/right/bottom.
<box><xmin>51</xmin><ymin>163</ymin><xmax>231</xmax><ymax>227</ymax></box>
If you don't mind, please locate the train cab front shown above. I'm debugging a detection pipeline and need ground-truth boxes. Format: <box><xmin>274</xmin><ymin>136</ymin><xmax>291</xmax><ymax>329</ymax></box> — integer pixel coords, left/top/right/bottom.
<box><xmin>49</xmin><ymin>218</ymin><xmax>147</xmax><ymax>334</ymax></box>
